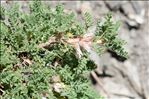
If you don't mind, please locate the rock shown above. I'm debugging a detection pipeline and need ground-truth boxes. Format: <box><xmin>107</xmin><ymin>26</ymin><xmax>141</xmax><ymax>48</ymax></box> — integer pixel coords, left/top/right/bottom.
<box><xmin>120</xmin><ymin>1</ymin><xmax>145</xmax><ymax>29</ymax></box>
<box><xmin>104</xmin><ymin>1</ymin><xmax>127</xmax><ymax>11</ymax></box>
<box><xmin>19</xmin><ymin>1</ymin><xmax>30</xmax><ymax>14</ymax></box>
<box><xmin>128</xmin><ymin>13</ymin><xmax>145</xmax><ymax>25</ymax></box>
<box><xmin>120</xmin><ymin>2</ymin><xmax>136</xmax><ymax>16</ymax></box>
<box><xmin>52</xmin><ymin>82</ymin><xmax>65</xmax><ymax>93</ymax></box>
<box><xmin>76</xmin><ymin>1</ymin><xmax>92</xmax><ymax>14</ymax></box>
<box><xmin>130</xmin><ymin>1</ymin><xmax>143</xmax><ymax>14</ymax></box>
<box><xmin>92</xmin><ymin>1</ymin><xmax>109</xmax><ymax>19</ymax></box>
<box><xmin>42</xmin><ymin>97</ymin><xmax>46</xmax><ymax>99</ymax></box>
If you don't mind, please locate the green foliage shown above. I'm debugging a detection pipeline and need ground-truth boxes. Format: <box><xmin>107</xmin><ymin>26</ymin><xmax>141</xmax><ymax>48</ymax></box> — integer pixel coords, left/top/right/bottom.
<box><xmin>0</xmin><ymin>1</ymin><xmax>127</xmax><ymax>99</ymax></box>
<box><xmin>83</xmin><ymin>12</ymin><xmax>93</xmax><ymax>29</ymax></box>
<box><xmin>95</xmin><ymin>13</ymin><xmax>128</xmax><ymax>58</ymax></box>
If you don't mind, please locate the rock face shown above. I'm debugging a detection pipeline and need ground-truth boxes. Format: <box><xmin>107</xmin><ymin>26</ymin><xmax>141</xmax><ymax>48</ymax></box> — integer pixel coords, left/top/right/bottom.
<box><xmin>1</xmin><ymin>1</ymin><xmax>149</xmax><ymax>99</ymax></box>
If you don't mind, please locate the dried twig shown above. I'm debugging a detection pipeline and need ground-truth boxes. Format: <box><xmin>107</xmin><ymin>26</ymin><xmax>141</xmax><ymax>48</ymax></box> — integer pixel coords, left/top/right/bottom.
<box><xmin>90</xmin><ymin>71</ymin><xmax>110</xmax><ymax>98</ymax></box>
<box><xmin>38</xmin><ymin>37</ymin><xmax>56</xmax><ymax>48</ymax></box>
